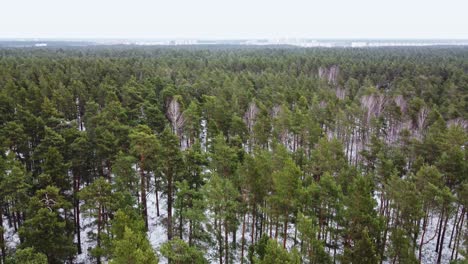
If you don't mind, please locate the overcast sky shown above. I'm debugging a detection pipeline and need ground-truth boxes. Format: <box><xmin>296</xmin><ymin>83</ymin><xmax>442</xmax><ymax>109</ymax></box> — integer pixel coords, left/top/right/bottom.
<box><xmin>1</xmin><ymin>0</ymin><xmax>467</xmax><ymax>39</ymax></box>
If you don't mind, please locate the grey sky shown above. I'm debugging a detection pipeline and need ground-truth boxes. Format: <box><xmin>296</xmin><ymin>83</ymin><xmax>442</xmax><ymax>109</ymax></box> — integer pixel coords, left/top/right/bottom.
<box><xmin>1</xmin><ymin>0</ymin><xmax>467</xmax><ymax>39</ymax></box>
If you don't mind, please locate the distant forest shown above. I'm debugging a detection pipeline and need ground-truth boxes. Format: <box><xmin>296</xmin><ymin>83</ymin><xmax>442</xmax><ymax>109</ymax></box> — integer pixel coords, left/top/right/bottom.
<box><xmin>0</xmin><ymin>46</ymin><xmax>467</xmax><ymax>264</ymax></box>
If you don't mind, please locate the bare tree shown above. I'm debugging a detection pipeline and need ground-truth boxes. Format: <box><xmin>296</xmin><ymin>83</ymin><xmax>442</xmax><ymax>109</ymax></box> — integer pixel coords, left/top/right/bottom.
<box><xmin>394</xmin><ymin>95</ymin><xmax>407</xmax><ymax>114</ymax></box>
<box><xmin>361</xmin><ymin>94</ymin><xmax>386</xmax><ymax>125</ymax></box>
<box><xmin>244</xmin><ymin>101</ymin><xmax>259</xmax><ymax>133</ymax></box>
<box><xmin>414</xmin><ymin>106</ymin><xmax>429</xmax><ymax>139</ymax></box>
<box><xmin>166</xmin><ymin>96</ymin><xmax>186</xmax><ymax>139</ymax></box>
<box><xmin>335</xmin><ymin>88</ymin><xmax>346</xmax><ymax>100</ymax></box>
<box><xmin>244</xmin><ymin>101</ymin><xmax>259</xmax><ymax>151</ymax></box>
<box><xmin>318</xmin><ymin>65</ymin><xmax>340</xmax><ymax>85</ymax></box>
<box><xmin>448</xmin><ymin>118</ymin><xmax>468</xmax><ymax>131</ymax></box>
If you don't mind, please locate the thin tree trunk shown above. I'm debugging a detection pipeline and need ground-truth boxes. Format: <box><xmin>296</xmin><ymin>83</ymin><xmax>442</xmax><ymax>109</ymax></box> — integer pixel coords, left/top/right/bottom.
<box><xmin>0</xmin><ymin>207</ymin><xmax>5</xmax><ymax>264</ymax></box>
<box><xmin>380</xmin><ymin>200</ymin><xmax>390</xmax><ymax>264</ymax></box>
<box><xmin>97</xmin><ymin>205</ymin><xmax>102</xmax><ymax>264</ymax></box>
<box><xmin>215</xmin><ymin>218</ymin><xmax>223</xmax><ymax>264</ymax></box>
<box><xmin>73</xmin><ymin>170</ymin><xmax>82</xmax><ymax>254</ymax></box>
<box><xmin>224</xmin><ymin>221</ymin><xmax>229</xmax><ymax>264</ymax></box>
<box><xmin>452</xmin><ymin>209</ymin><xmax>464</xmax><ymax>261</ymax></box>
<box><xmin>333</xmin><ymin>219</ymin><xmax>337</xmax><ymax>264</ymax></box>
<box><xmin>232</xmin><ymin>228</ymin><xmax>236</xmax><ymax>249</ymax></box>
<box><xmin>435</xmin><ymin>209</ymin><xmax>444</xmax><ymax>252</ymax></box>
<box><xmin>449</xmin><ymin>205</ymin><xmax>460</xmax><ymax>248</ymax></box>
<box><xmin>259</xmin><ymin>212</ymin><xmax>264</xmax><ymax>239</ymax></box>
<box><xmin>269</xmin><ymin>214</ymin><xmax>273</xmax><ymax>238</ymax></box>
<box><xmin>241</xmin><ymin>212</ymin><xmax>246</xmax><ymax>264</ymax></box>
<box><xmin>294</xmin><ymin>218</ymin><xmax>298</xmax><ymax>246</ymax></box>
<box><xmin>12</xmin><ymin>211</ymin><xmax>17</xmax><ymax>232</ymax></box>
<box><xmin>189</xmin><ymin>219</ymin><xmax>193</xmax><ymax>246</ymax></box>
<box><xmin>167</xmin><ymin>167</ymin><xmax>173</xmax><ymax>240</ymax></box>
<box><xmin>179</xmin><ymin>207</ymin><xmax>183</xmax><ymax>240</ymax></box>
<box><xmin>283</xmin><ymin>215</ymin><xmax>288</xmax><ymax>249</ymax></box>
<box><xmin>251</xmin><ymin>206</ymin><xmax>256</xmax><ymax>244</ymax></box>
<box><xmin>139</xmin><ymin>161</ymin><xmax>148</xmax><ymax>230</ymax></box>
<box><xmin>418</xmin><ymin>211</ymin><xmax>428</xmax><ymax>263</ymax></box>
<box><xmin>255</xmin><ymin>210</ymin><xmax>259</xmax><ymax>242</ymax></box>
<box><xmin>413</xmin><ymin>218</ymin><xmax>421</xmax><ymax>251</ymax></box>
<box><xmin>155</xmin><ymin>180</ymin><xmax>160</xmax><ymax>217</ymax></box>
<box><xmin>275</xmin><ymin>217</ymin><xmax>279</xmax><ymax>241</ymax></box>
<box><xmin>436</xmin><ymin>212</ymin><xmax>450</xmax><ymax>264</ymax></box>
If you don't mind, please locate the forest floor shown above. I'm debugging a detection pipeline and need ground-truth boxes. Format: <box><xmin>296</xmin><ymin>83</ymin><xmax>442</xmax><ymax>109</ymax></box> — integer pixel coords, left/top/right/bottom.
<box><xmin>2</xmin><ymin>193</ymin><xmax>464</xmax><ymax>264</ymax></box>
<box><xmin>0</xmin><ymin>185</ymin><xmax>459</xmax><ymax>264</ymax></box>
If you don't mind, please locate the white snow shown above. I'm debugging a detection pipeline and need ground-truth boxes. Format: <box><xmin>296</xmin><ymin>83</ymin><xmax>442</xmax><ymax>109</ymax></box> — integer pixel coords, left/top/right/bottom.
<box><xmin>2</xmin><ymin>216</ymin><xmax>20</xmax><ymax>250</ymax></box>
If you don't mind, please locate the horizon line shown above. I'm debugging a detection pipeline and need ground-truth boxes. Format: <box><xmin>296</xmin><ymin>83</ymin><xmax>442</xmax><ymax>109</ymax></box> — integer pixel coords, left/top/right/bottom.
<box><xmin>2</xmin><ymin>37</ymin><xmax>468</xmax><ymax>41</ymax></box>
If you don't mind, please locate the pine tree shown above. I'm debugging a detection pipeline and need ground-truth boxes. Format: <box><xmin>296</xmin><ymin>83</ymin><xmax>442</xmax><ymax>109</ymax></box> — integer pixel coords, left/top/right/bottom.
<box><xmin>158</xmin><ymin>127</ymin><xmax>183</xmax><ymax>241</ymax></box>
<box><xmin>0</xmin><ymin>153</ymin><xmax>30</xmax><ymax>234</ymax></box>
<box><xmin>342</xmin><ymin>176</ymin><xmax>381</xmax><ymax>264</ymax></box>
<box><xmin>345</xmin><ymin>228</ymin><xmax>379</xmax><ymax>264</ymax></box>
<box><xmin>19</xmin><ymin>186</ymin><xmax>75</xmax><ymax>264</ymax></box>
<box><xmin>297</xmin><ymin>214</ymin><xmax>332</xmax><ymax>264</ymax></box>
<box><xmin>204</xmin><ymin>173</ymin><xmax>239</xmax><ymax>264</ymax></box>
<box><xmin>109</xmin><ymin>210</ymin><xmax>158</xmax><ymax>264</ymax></box>
<box><xmin>79</xmin><ymin>177</ymin><xmax>114</xmax><ymax>263</ymax></box>
<box><xmin>19</xmin><ymin>208</ymin><xmax>75</xmax><ymax>264</ymax></box>
<box><xmin>110</xmin><ymin>227</ymin><xmax>158</xmax><ymax>264</ymax></box>
<box><xmin>174</xmin><ymin>180</ymin><xmax>206</xmax><ymax>245</ymax></box>
<box><xmin>129</xmin><ymin>125</ymin><xmax>159</xmax><ymax>229</ymax></box>
<box><xmin>160</xmin><ymin>238</ymin><xmax>207</xmax><ymax>264</ymax></box>
<box><xmin>7</xmin><ymin>247</ymin><xmax>47</xmax><ymax>264</ymax></box>
<box><xmin>269</xmin><ymin>158</ymin><xmax>301</xmax><ymax>248</ymax></box>
<box><xmin>256</xmin><ymin>239</ymin><xmax>300</xmax><ymax>264</ymax></box>
<box><xmin>388</xmin><ymin>228</ymin><xmax>418</xmax><ymax>264</ymax></box>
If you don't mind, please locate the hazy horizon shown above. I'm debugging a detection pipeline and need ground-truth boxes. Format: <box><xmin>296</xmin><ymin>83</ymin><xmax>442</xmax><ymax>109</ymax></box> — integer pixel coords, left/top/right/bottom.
<box><xmin>1</xmin><ymin>0</ymin><xmax>467</xmax><ymax>39</ymax></box>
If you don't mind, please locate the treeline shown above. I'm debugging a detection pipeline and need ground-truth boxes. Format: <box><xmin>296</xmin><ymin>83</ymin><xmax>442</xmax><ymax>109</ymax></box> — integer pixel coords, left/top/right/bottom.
<box><xmin>0</xmin><ymin>46</ymin><xmax>467</xmax><ymax>264</ymax></box>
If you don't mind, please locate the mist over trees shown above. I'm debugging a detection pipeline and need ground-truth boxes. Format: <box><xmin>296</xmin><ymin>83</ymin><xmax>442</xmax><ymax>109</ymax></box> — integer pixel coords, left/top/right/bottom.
<box><xmin>0</xmin><ymin>46</ymin><xmax>467</xmax><ymax>263</ymax></box>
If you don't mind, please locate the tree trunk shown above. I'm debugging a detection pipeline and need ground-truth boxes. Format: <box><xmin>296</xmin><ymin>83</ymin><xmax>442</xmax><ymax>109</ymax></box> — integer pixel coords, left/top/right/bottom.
<box><xmin>380</xmin><ymin>200</ymin><xmax>390</xmax><ymax>264</ymax></box>
<box><xmin>74</xmin><ymin>170</ymin><xmax>82</xmax><ymax>254</ymax></box>
<box><xmin>435</xmin><ymin>209</ymin><xmax>444</xmax><ymax>252</ymax></box>
<box><xmin>167</xmin><ymin>167</ymin><xmax>173</xmax><ymax>240</ymax></box>
<box><xmin>97</xmin><ymin>205</ymin><xmax>102</xmax><ymax>264</ymax></box>
<box><xmin>241</xmin><ymin>212</ymin><xmax>246</xmax><ymax>264</ymax></box>
<box><xmin>418</xmin><ymin>211</ymin><xmax>428</xmax><ymax>263</ymax></box>
<box><xmin>215</xmin><ymin>218</ymin><xmax>223</xmax><ymax>264</ymax></box>
<box><xmin>0</xmin><ymin>207</ymin><xmax>5</xmax><ymax>264</ymax></box>
<box><xmin>259</xmin><ymin>212</ymin><xmax>264</xmax><ymax>239</ymax></box>
<box><xmin>179</xmin><ymin>207</ymin><xmax>183</xmax><ymax>240</ymax></box>
<box><xmin>12</xmin><ymin>211</ymin><xmax>17</xmax><ymax>232</ymax></box>
<box><xmin>155</xmin><ymin>182</ymin><xmax>160</xmax><ymax>217</ymax></box>
<box><xmin>224</xmin><ymin>221</ymin><xmax>229</xmax><ymax>264</ymax></box>
<box><xmin>436</xmin><ymin>212</ymin><xmax>450</xmax><ymax>264</ymax></box>
<box><xmin>232</xmin><ymin>227</ymin><xmax>236</xmax><ymax>249</ymax></box>
<box><xmin>269</xmin><ymin>214</ymin><xmax>273</xmax><ymax>238</ymax></box>
<box><xmin>189</xmin><ymin>219</ymin><xmax>193</xmax><ymax>246</ymax></box>
<box><xmin>139</xmin><ymin>161</ymin><xmax>148</xmax><ymax>230</ymax></box>
<box><xmin>283</xmin><ymin>215</ymin><xmax>288</xmax><ymax>249</ymax></box>
<box><xmin>251</xmin><ymin>206</ymin><xmax>256</xmax><ymax>244</ymax></box>
<box><xmin>449</xmin><ymin>205</ymin><xmax>460</xmax><ymax>249</ymax></box>
<box><xmin>294</xmin><ymin>221</ymin><xmax>298</xmax><ymax>246</ymax></box>
<box><xmin>452</xmin><ymin>208</ymin><xmax>464</xmax><ymax>261</ymax></box>
<box><xmin>275</xmin><ymin>217</ymin><xmax>279</xmax><ymax>241</ymax></box>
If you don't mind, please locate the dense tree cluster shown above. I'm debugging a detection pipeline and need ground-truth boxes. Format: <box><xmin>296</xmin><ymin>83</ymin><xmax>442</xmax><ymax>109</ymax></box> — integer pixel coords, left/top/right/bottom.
<box><xmin>0</xmin><ymin>46</ymin><xmax>467</xmax><ymax>263</ymax></box>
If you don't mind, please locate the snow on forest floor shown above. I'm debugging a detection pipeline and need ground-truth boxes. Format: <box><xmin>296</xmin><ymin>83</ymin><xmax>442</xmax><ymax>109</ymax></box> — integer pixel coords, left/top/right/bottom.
<box><xmin>419</xmin><ymin>214</ymin><xmax>459</xmax><ymax>264</ymax></box>
<box><xmin>76</xmin><ymin>189</ymin><xmax>464</xmax><ymax>263</ymax></box>
<box><xmin>75</xmin><ymin>206</ymin><xmax>97</xmax><ymax>264</ymax></box>
<box><xmin>2</xmin><ymin>216</ymin><xmax>20</xmax><ymax>251</ymax></box>
<box><xmin>374</xmin><ymin>192</ymin><xmax>464</xmax><ymax>264</ymax></box>
<box><xmin>4</xmin><ymin>189</ymin><xmax>462</xmax><ymax>263</ymax></box>
<box><xmin>147</xmin><ymin>191</ymin><xmax>169</xmax><ymax>263</ymax></box>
